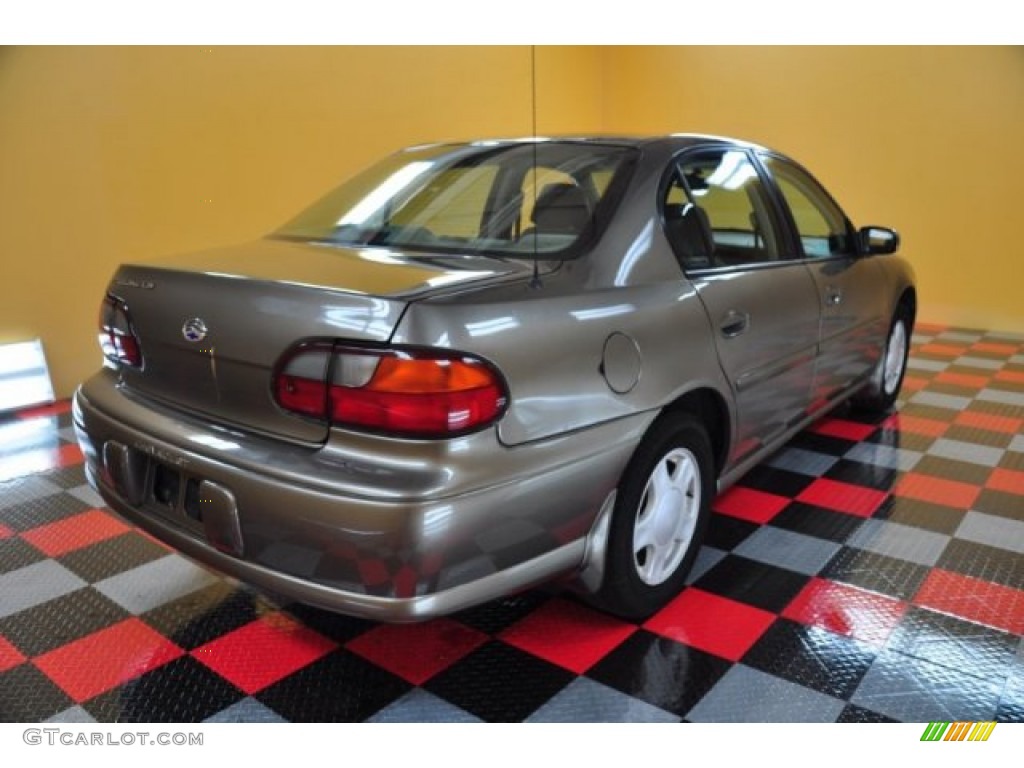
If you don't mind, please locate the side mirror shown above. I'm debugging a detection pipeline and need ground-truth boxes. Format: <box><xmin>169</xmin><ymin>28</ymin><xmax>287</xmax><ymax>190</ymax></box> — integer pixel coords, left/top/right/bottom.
<box><xmin>859</xmin><ymin>226</ymin><xmax>900</xmax><ymax>255</ymax></box>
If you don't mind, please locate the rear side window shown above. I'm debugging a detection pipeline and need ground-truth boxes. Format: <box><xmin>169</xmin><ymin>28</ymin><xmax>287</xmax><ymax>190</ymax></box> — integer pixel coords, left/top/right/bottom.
<box><xmin>761</xmin><ymin>155</ymin><xmax>857</xmax><ymax>258</ymax></box>
<box><xmin>663</xmin><ymin>149</ymin><xmax>781</xmax><ymax>270</ymax></box>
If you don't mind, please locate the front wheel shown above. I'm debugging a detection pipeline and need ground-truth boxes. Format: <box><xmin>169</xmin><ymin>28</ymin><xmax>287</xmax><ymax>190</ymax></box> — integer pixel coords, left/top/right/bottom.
<box><xmin>854</xmin><ymin>307</ymin><xmax>912</xmax><ymax>413</ymax></box>
<box><xmin>593</xmin><ymin>413</ymin><xmax>714</xmax><ymax>621</ymax></box>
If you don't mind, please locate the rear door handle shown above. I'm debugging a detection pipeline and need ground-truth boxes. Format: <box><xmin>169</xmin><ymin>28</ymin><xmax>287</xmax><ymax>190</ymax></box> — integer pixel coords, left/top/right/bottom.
<box><xmin>825</xmin><ymin>286</ymin><xmax>843</xmax><ymax>306</ymax></box>
<box><xmin>719</xmin><ymin>310</ymin><xmax>750</xmax><ymax>338</ymax></box>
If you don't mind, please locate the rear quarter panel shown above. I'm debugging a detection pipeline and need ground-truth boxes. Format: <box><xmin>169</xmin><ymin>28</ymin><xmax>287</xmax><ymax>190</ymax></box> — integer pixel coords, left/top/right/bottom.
<box><xmin>391</xmin><ymin>266</ymin><xmax>733</xmax><ymax>447</ymax></box>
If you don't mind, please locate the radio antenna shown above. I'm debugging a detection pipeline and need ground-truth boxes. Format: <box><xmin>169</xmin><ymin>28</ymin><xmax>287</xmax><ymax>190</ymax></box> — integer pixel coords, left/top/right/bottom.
<box><xmin>529</xmin><ymin>45</ymin><xmax>542</xmax><ymax>289</ymax></box>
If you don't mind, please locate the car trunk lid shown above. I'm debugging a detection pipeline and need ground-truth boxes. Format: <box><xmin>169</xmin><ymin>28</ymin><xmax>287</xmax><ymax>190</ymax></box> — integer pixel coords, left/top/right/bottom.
<box><xmin>109</xmin><ymin>238</ymin><xmax>527</xmax><ymax>444</ymax></box>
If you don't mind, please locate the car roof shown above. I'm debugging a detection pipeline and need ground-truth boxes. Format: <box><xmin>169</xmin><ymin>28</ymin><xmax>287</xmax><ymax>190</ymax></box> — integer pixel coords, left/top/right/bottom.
<box><xmin>408</xmin><ymin>134</ymin><xmax>772</xmax><ymax>154</ymax></box>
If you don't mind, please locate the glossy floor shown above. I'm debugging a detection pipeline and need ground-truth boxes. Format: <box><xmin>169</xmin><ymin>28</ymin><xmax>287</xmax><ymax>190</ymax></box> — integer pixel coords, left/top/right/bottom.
<box><xmin>1</xmin><ymin>324</ymin><xmax>1022</xmax><ymax>722</ymax></box>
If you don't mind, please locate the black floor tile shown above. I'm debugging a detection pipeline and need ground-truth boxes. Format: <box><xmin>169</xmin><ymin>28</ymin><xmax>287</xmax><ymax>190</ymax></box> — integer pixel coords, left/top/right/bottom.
<box><xmin>968</xmin><ymin>400</ymin><xmax>1024</xmax><ymax>420</ymax></box>
<box><xmin>704</xmin><ymin>513</ymin><xmax>760</xmax><ymax>551</ymax></box>
<box><xmin>998</xmin><ymin>452</ymin><xmax>1024</xmax><ymax>472</ymax></box>
<box><xmin>56</xmin><ymin>532</ymin><xmax>169</xmax><ymax>583</ymax></box>
<box><xmin>83</xmin><ymin>656</ymin><xmax>246</xmax><ymax>722</ymax></box>
<box><xmin>825</xmin><ymin>459</ymin><xmax>900</xmax><ymax>492</ymax></box>
<box><xmin>692</xmin><ymin>555</ymin><xmax>809</xmax><ymax>613</ymax></box>
<box><xmin>0</xmin><ymin>587</ymin><xmax>130</xmax><ymax>657</ymax></box>
<box><xmin>143</xmin><ymin>582</ymin><xmax>280</xmax><ymax>651</ymax></box>
<box><xmin>0</xmin><ymin>537</ymin><xmax>47</xmax><ymax>575</ymax></box>
<box><xmin>944</xmin><ymin>425</ymin><xmax>1013</xmax><ymax>450</ymax></box>
<box><xmin>836</xmin><ymin>702</ymin><xmax>899</xmax><ymax>723</ymax></box>
<box><xmin>789</xmin><ymin>432</ymin><xmax>859</xmax><ymax>457</ymax></box>
<box><xmin>974</xmin><ymin>489</ymin><xmax>1024</xmax><ymax>522</ymax></box>
<box><xmin>886</xmin><ymin>606</ymin><xmax>1019</xmax><ymax>683</ymax></box>
<box><xmin>453</xmin><ymin>591</ymin><xmax>553</xmax><ymax>636</ymax></box>
<box><xmin>279</xmin><ymin>602</ymin><xmax>377</xmax><ymax>645</ymax></box>
<box><xmin>914</xmin><ymin>456</ymin><xmax>993</xmax><ymax>487</ymax></box>
<box><xmin>1</xmin><ymin>493</ymin><xmax>91</xmax><ymax>533</ymax></box>
<box><xmin>256</xmin><ymin>648</ymin><xmax>411</xmax><ymax>722</ymax></box>
<box><xmin>424</xmin><ymin>640</ymin><xmax>574</xmax><ymax>722</ymax></box>
<box><xmin>936</xmin><ymin>539</ymin><xmax>1024</xmax><ymax>591</ymax></box>
<box><xmin>0</xmin><ymin>663</ymin><xmax>74</xmax><ymax>721</ymax></box>
<box><xmin>39</xmin><ymin>464</ymin><xmax>88</xmax><ymax>490</ymax></box>
<box><xmin>864</xmin><ymin>424</ymin><xmax>936</xmax><ymax>453</ymax></box>
<box><xmin>770</xmin><ymin>502</ymin><xmax>866</xmax><ymax>544</ymax></box>
<box><xmin>587</xmin><ymin>629</ymin><xmax>731</xmax><ymax>717</ymax></box>
<box><xmin>872</xmin><ymin>496</ymin><xmax>967</xmax><ymax>535</ymax></box>
<box><xmin>821</xmin><ymin>547</ymin><xmax>930</xmax><ymax>601</ymax></box>
<box><xmin>900</xmin><ymin>403</ymin><xmax>961</xmax><ymax>423</ymax></box>
<box><xmin>928</xmin><ymin>381</ymin><xmax>982</xmax><ymax>399</ymax></box>
<box><xmin>736</xmin><ymin>465</ymin><xmax>816</xmax><ymax>497</ymax></box>
<box><xmin>742</xmin><ymin>619</ymin><xmax>876</xmax><ymax>700</ymax></box>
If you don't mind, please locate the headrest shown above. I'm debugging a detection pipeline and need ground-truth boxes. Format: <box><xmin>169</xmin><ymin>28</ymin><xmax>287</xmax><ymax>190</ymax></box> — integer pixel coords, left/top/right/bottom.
<box><xmin>530</xmin><ymin>183</ymin><xmax>591</xmax><ymax>235</ymax></box>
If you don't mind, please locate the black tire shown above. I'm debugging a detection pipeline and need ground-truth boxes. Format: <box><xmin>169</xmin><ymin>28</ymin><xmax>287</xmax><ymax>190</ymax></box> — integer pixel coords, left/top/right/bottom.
<box><xmin>593</xmin><ymin>413</ymin><xmax>714</xmax><ymax>621</ymax></box>
<box><xmin>853</xmin><ymin>306</ymin><xmax>912</xmax><ymax>413</ymax></box>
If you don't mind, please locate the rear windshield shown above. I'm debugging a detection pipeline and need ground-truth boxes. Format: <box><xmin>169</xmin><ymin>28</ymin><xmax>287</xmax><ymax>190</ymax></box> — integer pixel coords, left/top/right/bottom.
<box><xmin>273</xmin><ymin>142</ymin><xmax>637</xmax><ymax>259</ymax></box>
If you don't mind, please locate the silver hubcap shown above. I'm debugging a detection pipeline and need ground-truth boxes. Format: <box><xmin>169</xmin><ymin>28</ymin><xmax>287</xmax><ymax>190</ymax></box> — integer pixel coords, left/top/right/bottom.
<box><xmin>633</xmin><ymin>447</ymin><xmax>701</xmax><ymax>586</ymax></box>
<box><xmin>883</xmin><ymin>319</ymin><xmax>907</xmax><ymax>395</ymax></box>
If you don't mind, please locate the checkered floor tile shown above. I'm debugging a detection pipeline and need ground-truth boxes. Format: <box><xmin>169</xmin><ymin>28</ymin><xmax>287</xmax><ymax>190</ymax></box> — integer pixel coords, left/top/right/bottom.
<box><xmin>1</xmin><ymin>326</ymin><xmax>1023</xmax><ymax>722</ymax></box>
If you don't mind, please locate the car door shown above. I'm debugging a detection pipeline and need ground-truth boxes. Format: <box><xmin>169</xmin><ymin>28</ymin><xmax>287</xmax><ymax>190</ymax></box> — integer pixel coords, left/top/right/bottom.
<box><xmin>662</xmin><ymin>147</ymin><xmax>821</xmax><ymax>465</ymax></box>
<box><xmin>758</xmin><ymin>153</ymin><xmax>888</xmax><ymax>405</ymax></box>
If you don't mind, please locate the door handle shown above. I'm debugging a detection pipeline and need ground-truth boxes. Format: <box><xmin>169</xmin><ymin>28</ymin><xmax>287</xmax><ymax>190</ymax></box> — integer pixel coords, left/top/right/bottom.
<box><xmin>719</xmin><ymin>310</ymin><xmax>750</xmax><ymax>338</ymax></box>
<box><xmin>825</xmin><ymin>286</ymin><xmax>843</xmax><ymax>306</ymax></box>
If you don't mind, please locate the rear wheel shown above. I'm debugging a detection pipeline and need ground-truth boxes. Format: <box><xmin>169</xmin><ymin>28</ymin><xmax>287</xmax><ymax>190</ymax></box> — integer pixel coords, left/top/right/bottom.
<box><xmin>854</xmin><ymin>306</ymin><xmax>912</xmax><ymax>413</ymax></box>
<box><xmin>594</xmin><ymin>413</ymin><xmax>714</xmax><ymax>621</ymax></box>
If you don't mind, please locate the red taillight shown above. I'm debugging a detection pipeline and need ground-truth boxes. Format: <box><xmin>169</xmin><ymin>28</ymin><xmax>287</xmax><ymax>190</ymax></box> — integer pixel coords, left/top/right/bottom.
<box><xmin>273</xmin><ymin>343</ymin><xmax>508</xmax><ymax>438</ymax></box>
<box><xmin>98</xmin><ymin>294</ymin><xmax>142</xmax><ymax>368</ymax></box>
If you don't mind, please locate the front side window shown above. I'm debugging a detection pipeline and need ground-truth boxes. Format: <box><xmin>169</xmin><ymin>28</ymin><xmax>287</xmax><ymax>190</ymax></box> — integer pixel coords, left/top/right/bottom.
<box><xmin>275</xmin><ymin>142</ymin><xmax>637</xmax><ymax>259</ymax></box>
<box><xmin>662</xmin><ymin>148</ymin><xmax>781</xmax><ymax>270</ymax></box>
<box><xmin>761</xmin><ymin>155</ymin><xmax>856</xmax><ymax>258</ymax></box>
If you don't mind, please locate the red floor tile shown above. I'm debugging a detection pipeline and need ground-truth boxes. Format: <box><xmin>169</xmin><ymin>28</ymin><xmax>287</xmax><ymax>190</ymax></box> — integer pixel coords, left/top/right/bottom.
<box><xmin>995</xmin><ymin>369</ymin><xmax>1024</xmax><ymax>385</ymax></box>
<box><xmin>936</xmin><ymin>371</ymin><xmax>990</xmax><ymax>389</ymax></box>
<box><xmin>645</xmin><ymin>588</ymin><xmax>775</xmax><ymax>662</ymax></box>
<box><xmin>810</xmin><ymin>418</ymin><xmax>877</xmax><ymax>442</ymax></box>
<box><xmin>21</xmin><ymin>509</ymin><xmax>131</xmax><ymax>557</ymax></box>
<box><xmin>894</xmin><ymin>472</ymin><xmax>981</xmax><ymax>509</ymax></box>
<box><xmin>914</xmin><ymin>322</ymin><xmax>948</xmax><ymax>334</ymax></box>
<box><xmin>972</xmin><ymin>342</ymin><xmax>1019</xmax><ymax>356</ymax></box>
<box><xmin>0</xmin><ymin>635</ymin><xmax>27</xmax><ymax>673</ymax></box>
<box><xmin>712</xmin><ymin>486</ymin><xmax>790</xmax><ymax>524</ymax></box>
<box><xmin>55</xmin><ymin>443</ymin><xmax>84</xmax><ymax>467</ymax></box>
<box><xmin>32</xmin><ymin>618</ymin><xmax>183</xmax><ymax>702</ymax></box>
<box><xmin>986</xmin><ymin>467</ymin><xmax>1024</xmax><ymax>496</ymax></box>
<box><xmin>782</xmin><ymin>577</ymin><xmax>908</xmax><ymax>647</ymax></box>
<box><xmin>882</xmin><ymin>413</ymin><xmax>948</xmax><ymax>438</ymax></box>
<box><xmin>796</xmin><ymin>478</ymin><xmax>888</xmax><ymax>518</ymax></box>
<box><xmin>347</xmin><ymin>618</ymin><xmax>488</xmax><ymax>684</ymax></box>
<box><xmin>954</xmin><ymin>410</ymin><xmax>1023</xmax><ymax>435</ymax></box>
<box><xmin>901</xmin><ymin>375</ymin><xmax>929</xmax><ymax>393</ymax></box>
<box><xmin>499</xmin><ymin>598</ymin><xmax>636</xmax><ymax>675</ymax></box>
<box><xmin>918</xmin><ymin>343</ymin><xmax>967</xmax><ymax>358</ymax></box>
<box><xmin>16</xmin><ymin>401</ymin><xmax>71</xmax><ymax>420</ymax></box>
<box><xmin>192</xmin><ymin>612</ymin><xmax>336</xmax><ymax>694</ymax></box>
<box><xmin>914</xmin><ymin>570</ymin><xmax>1024</xmax><ymax>635</ymax></box>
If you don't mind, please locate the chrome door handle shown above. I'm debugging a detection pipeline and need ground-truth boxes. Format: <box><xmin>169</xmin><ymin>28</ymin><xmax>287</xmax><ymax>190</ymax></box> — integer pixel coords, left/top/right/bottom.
<box><xmin>720</xmin><ymin>311</ymin><xmax>750</xmax><ymax>338</ymax></box>
<box><xmin>825</xmin><ymin>287</ymin><xmax>843</xmax><ymax>306</ymax></box>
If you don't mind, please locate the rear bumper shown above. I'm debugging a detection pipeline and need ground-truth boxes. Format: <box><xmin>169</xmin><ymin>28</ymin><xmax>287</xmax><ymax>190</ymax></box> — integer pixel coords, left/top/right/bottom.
<box><xmin>73</xmin><ymin>371</ymin><xmax>651</xmax><ymax>621</ymax></box>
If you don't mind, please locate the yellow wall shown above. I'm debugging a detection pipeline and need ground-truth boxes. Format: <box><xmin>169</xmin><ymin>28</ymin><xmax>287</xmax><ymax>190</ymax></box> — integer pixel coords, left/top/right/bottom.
<box><xmin>2</xmin><ymin>46</ymin><xmax>1021</xmax><ymax>399</ymax></box>
<box><xmin>604</xmin><ymin>46</ymin><xmax>1024</xmax><ymax>334</ymax></box>
<box><xmin>0</xmin><ymin>46</ymin><xmax>603</xmax><ymax>398</ymax></box>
